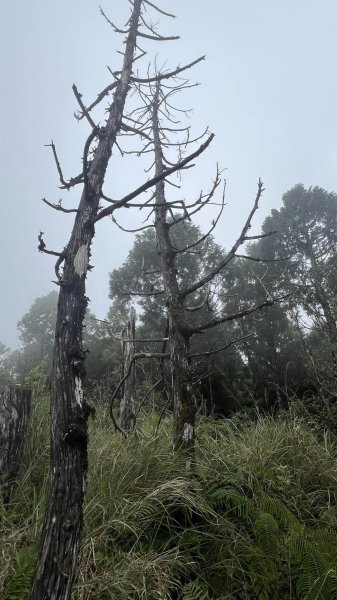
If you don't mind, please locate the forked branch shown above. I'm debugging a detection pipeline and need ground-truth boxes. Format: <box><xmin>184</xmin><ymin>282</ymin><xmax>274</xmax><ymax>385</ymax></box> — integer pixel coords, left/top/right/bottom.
<box><xmin>46</xmin><ymin>142</ymin><xmax>84</xmax><ymax>190</ymax></box>
<box><xmin>95</xmin><ymin>133</ymin><xmax>214</xmax><ymax>221</ymax></box>
<box><xmin>189</xmin><ymin>333</ymin><xmax>253</xmax><ymax>358</ymax></box>
<box><xmin>193</xmin><ymin>293</ymin><xmax>292</xmax><ymax>333</ymax></box>
<box><xmin>181</xmin><ymin>179</ymin><xmax>265</xmax><ymax>297</ymax></box>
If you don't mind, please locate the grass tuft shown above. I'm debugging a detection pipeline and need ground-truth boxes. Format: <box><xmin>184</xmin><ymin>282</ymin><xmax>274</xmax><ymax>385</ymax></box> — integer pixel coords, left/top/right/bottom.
<box><xmin>1</xmin><ymin>401</ymin><xmax>336</xmax><ymax>599</ymax></box>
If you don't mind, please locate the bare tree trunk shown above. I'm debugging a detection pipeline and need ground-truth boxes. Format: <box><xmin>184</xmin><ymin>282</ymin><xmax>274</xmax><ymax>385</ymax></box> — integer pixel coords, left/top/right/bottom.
<box><xmin>240</xmin><ymin>322</ymin><xmax>259</xmax><ymax>406</ymax></box>
<box><xmin>29</xmin><ymin>3</ymin><xmax>142</xmax><ymax>598</ymax></box>
<box><xmin>208</xmin><ymin>373</ymin><xmax>214</xmax><ymax>416</ymax></box>
<box><xmin>267</xmin><ymin>325</ymin><xmax>283</xmax><ymax>410</ymax></box>
<box><xmin>120</xmin><ymin>308</ymin><xmax>136</xmax><ymax>430</ymax></box>
<box><xmin>0</xmin><ymin>385</ymin><xmax>32</xmax><ymax>503</ymax></box>
<box><xmin>152</xmin><ymin>89</ymin><xmax>195</xmax><ymax>452</ymax></box>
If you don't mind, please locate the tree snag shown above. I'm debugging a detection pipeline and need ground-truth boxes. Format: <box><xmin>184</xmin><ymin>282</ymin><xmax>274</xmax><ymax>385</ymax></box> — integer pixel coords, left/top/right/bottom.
<box><xmin>30</xmin><ymin>1</ymin><xmax>203</xmax><ymax>595</ymax></box>
<box><xmin>120</xmin><ymin>308</ymin><xmax>136</xmax><ymax>430</ymax></box>
<box><xmin>29</xmin><ymin>2</ymin><xmax>143</xmax><ymax>598</ymax></box>
<box><xmin>0</xmin><ymin>385</ymin><xmax>32</xmax><ymax>503</ymax></box>
<box><xmin>108</xmin><ymin>78</ymin><xmax>289</xmax><ymax>453</ymax></box>
<box><xmin>152</xmin><ymin>86</ymin><xmax>196</xmax><ymax>451</ymax></box>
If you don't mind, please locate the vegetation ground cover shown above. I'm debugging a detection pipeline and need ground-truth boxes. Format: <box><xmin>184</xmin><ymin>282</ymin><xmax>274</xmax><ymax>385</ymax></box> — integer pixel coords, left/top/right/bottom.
<box><xmin>2</xmin><ymin>396</ymin><xmax>337</xmax><ymax>599</ymax></box>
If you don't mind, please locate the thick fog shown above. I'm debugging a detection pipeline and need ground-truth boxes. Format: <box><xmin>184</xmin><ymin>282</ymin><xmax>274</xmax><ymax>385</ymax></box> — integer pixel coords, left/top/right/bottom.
<box><xmin>1</xmin><ymin>0</ymin><xmax>337</xmax><ymax>348</ymax></box>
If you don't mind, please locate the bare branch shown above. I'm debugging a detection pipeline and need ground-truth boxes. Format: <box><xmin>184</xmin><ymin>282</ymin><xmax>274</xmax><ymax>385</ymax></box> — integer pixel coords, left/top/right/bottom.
<box><xmin>95</xmin><ymin>133</ymin><xmax>214</xmax><ymax>221</ymax></box>
<box><xmin>115</xmin><ymin>281</ymin><xmax>164</xmax><ymax>297</ymax></box>
<box><xmin>41</xmin><ymin>198</ymin><xmax>78</xmax><ymax>214</ymax></box>
<box><xmin>155</xmin><ymin>397</ymin><xmax>171</xmax><ymax>434</ymax></box>
<box><xmin>121</xmin><ymin>122</ymin><xmax>152</xmax><ymax>141</ymax></box>
<box><xmin>37</xmin><ymin>232</ymin><xmax>63</xmax><ymax>257</ymax></box>
<box><xmin>54</xmin><ymin>252</ymin><xmax>67</xmax><ymax>282</ymax></box>
<box><xmin>72</xmin><ymin>84</ymin><xmax>98</xmax><ymax>129</ymax></box>
<box><xmin>181</xmin><ymin>178</ymin><xmax>265</xmax><ymax>297</ymax></box>
<box><xmin>135</xmin><ymin>377</ymin><xmax>164</xmax><ymax>419</ymax></box>
<box><xmin>137</xmin><ymin>31</ymin><xmax>179</xmax><ymax>41</ymax></box>
<box><xmin>111</xmin><ymin>215</ymin><xmax>154</xmax><ymax>233</ymax></box>
<box><xmin>184</xmin><ymin>283</ymin><xmax>211</xmax><ymax>312</ymax></box>
<box><xmin>46</xmin><ymin>142</ymin><xmax>84</xmax><ymax>190</ymax></box>
<box><xmin>143</xmin><ymin>0</ymin><xmax>176</xmax><ymax>18</ymax></box>
<box><xmin>189</xmin><ymin>334</ymin><xmax>253</xmax><ymax>358</ymax></box>
<box><xmin>109</xmin><ymin>353</ymin><xmax>168</xmax><ymax>425</ymax></box>
<box><xmin>235</xmin><ymin>254</ymin><xmax>290</xmax><ymax>263</ymax></box>
<box><xmin>131</xmin><ymin>56</ymin><xmax>205</xmax><ymax>83</ymax></box>
<box><xmin>99</xmin><ymin>6</ymin><xmax>128</xmax><ymax>34</ymax></box>
<box><xmin>174</xmin><ymin>174</ymin><xmax>224</xmax><ymax>248</ymax></box>
<box><xmin>38</xmin><ymin>231</ymin><xmax>67</xmax><ymax>283</ymax></box>
<box><xmin>193</xmin><ymin>294</ymin><xmax>292</xmax><ymax>333</ymax></box>
<box><xmin>244</xmin><ymin>231</ymin><xmax>277</xmax><ymax>241</ymax></box>
<box><xmin>77</xmin><ymin>82</ymin><xmax>118</xmax><ymax>120</ymax></box>
<box><xmin>101</xmin><ymin>193</ymin><xmax>117</xmax><ymax>204</ymax></box>
<box><xmin>169</xmin><ymin>189</ymin><xmax>216</xmax><ymax>228</ymax></box>
<box><xmin>76</xmin><ymin>57</ymin><xmax>205</xmax><ymax>122</ymax></box>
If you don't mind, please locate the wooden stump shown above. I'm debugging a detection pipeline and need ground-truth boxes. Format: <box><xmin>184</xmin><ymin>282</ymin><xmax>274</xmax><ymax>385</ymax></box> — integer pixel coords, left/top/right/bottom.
<box><xmin>0</xmin><ymin>385</ymin><xmax>32</xmax><ymax>502</ymax></box>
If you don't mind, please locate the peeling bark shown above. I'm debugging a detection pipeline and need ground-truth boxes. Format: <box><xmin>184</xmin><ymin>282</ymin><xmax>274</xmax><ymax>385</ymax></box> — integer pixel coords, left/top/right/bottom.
<box><xmin>0</xmin><ymin>385</ymin><xmax>32</xmax><ymax>503</ymax></box>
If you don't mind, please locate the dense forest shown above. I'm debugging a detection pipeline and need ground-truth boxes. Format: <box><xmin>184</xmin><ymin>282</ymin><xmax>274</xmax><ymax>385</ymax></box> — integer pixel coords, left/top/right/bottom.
<box><xmin>2</xmin><ymin>184</ymin><xmax>337</xmax><ymax>425</ymax></box>
<box><xmin>1</xmin><ymin>1</ymin><xmax>337</xmax><ymax>599</ymax></box>
<box><xmin>2</xmin><ymin>183</ymin><xmax>337</xmax><ymax>420</ymax></box>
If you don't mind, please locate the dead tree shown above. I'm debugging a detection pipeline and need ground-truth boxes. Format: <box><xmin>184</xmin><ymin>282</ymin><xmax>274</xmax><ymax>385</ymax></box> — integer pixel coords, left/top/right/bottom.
<box><xmin>120</xmin><ymin>308</ymin><xmax>136</xmax><ymax>429</ymax></box>
<box><xmin>0</xmin><ymin>385</ymin><xmax>32</xmax><ymax>503</ymax></box>
<box><xmin>151</xmin><ymin>85</ymin><xmax>204</xmax><ymax>451</ymax></box>
<box><xmin>30</xmin><ymin>2</ymin><xmax>212</xmax><ymax>598</ymax></box>
<box><xmin>152</xmin><ymin>87</ymin><xmax>290</xmax><ymax>450</ymax></box>
<box><xmin>109</xmin><ymin>76</ymin><xmax>289</xmax><ymax>452</ymax></box>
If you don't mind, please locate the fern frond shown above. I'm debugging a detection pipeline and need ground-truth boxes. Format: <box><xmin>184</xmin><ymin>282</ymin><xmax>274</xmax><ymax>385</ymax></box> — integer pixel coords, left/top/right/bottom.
<box><xmin>289</xmin><ymin>535</ymin><xmax>337</xmax><ymax>600</ymax></box>
<box><xmin>258</xmin><ymin>489</ymin><xmax>303</xmax><ymax>534</ymax></box>
<box><xmin>302</xmin><ymin>569</ymin><xmax>337</xmax><ymax>600</ymax></box>
<box><xmin>308</xmin><ymin>527</ymin><xmax>337</xmax><ymax>563</ymax></box>
<box><xmin>209</xmin><ymin>487</ymin><xmax>258</xmax><ymax>521</ymax></box>
<box><xmin>243</xmin><ymin>546</ymin><xmax>279</xmax><ymax>599</ymax></box>
<box><xmin>182</xmin><ymin>579</ymin><xmax>209</xmax><ymax>600</ymax></box>
<box><xmin>253</xmin><ymin>512</ymin><xmax>280</xmax><ymax>557</ymax></box>
<box><xmin>4</xmin><ymin>545</ymin><xmax>37</xmax><ymax>600</ymax></box>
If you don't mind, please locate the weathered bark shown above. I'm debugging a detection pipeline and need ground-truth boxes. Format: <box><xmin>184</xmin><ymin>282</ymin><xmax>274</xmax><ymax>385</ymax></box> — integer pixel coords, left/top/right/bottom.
<box><xmin>120</xmin><ymin>308</ymin><xmax>136</xmax><ymax>430</ymax></box>
<box><xmin>28</xmin><ymin>3</ymin><xmax>142</xmax><ymax>598</ymax></box>
<box><xmin>152</xmin><ymin>89</ymin><xmax>195</xmax><ymax>452</ymax></box>
<box><xmin>0</xmin><ymin>385</ymin><xmax>32</xmax><ymax>502</ymax></box>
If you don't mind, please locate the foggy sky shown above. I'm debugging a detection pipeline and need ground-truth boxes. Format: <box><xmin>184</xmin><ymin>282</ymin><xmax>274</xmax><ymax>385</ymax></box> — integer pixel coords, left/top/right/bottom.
<box><xmin>1</xmin><ymin>0</ymin><xmax>337</xmax><ymax>348</ymax></box>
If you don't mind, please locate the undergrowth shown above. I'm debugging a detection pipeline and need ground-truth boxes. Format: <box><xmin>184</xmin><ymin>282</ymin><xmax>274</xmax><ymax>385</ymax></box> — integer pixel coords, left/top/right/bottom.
<box><xmin>1</xmin><ymin>399</ymin><xmax>337</xmax><ymax>599</ymax></box>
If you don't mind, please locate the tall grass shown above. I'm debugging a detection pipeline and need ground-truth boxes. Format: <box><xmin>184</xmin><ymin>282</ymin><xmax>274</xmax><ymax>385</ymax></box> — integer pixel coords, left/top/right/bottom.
<box><xmin>1</xmin><ymin>399</ymin><xmax>337</xmax><ymax>599</ymax></box>
<box><xmin>1</xmin><ymin>394</ymin><xmax>49</xmax><ymax>596</ymax></box>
